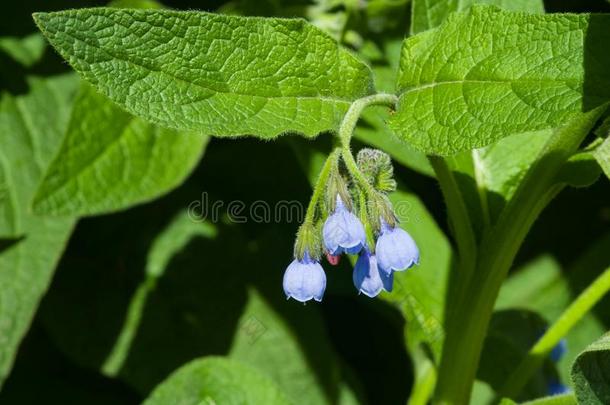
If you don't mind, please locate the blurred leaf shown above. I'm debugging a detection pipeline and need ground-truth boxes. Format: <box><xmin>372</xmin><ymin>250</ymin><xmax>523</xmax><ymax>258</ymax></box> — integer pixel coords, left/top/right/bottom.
<box><xmin>556</xmin><ymin>147</ymin><xmax>602</xmax><ymax>189</ymax></box>
<box><xmin>229</xmin><ymin>289</ymin><xmax>359</xmax><ymax>405</ymax></box>
<box><xmin>391</xmin><ymin>6</ymin><xmax>610</xmax><ymax>155</ymax></box>
<box><xmin>595</xmin><ymin>115</ymin><xmax>610</xmax><ymax>138</ymax></box>
<box><xmin>571</xmin><ymin>332</ymin><xmax>610</xmax><ymax>405</ymax></box>
<box><xmin>364</xmin><ymin>0</ymin><xmax>411</xmax><ymax>33</ymax></box>
<box><xmin>593</xmin><ymin>136</ymin><xmax>610</xmax><ymax>180</ymax></box>
<box><xmin>451</xmin><ymin>128</ymin><xmax>603</xmax><ymax>238</ymax></box>
<box><xmin>478</xmin><ymin>309</ymin><xmax>553</xmax><ymax>400</ymax></box>
<box><xmin>34</xmin><ymin>8</ymin><xmax>374</xmax><ymax>138</ymax></box>
<box><xmin>410</xmin><ymin>0</ymin><xmax>544</xmax><ymax>34</ymax></box>
<box><xmin>506</xmin><ymin>394</ymin><xmax>577</xmax><ymax>405</ymax></box>
<box><xmin>142</xmin><ymin>356</ymin><xmax>292</xmax><ymax>405</ymax></box>
<box><xmin>32</xmin><ymin>84</ymin><xmax>209</xmax><ymax>216</ymax></box>
<box><xmin>0</xmin><ymin>33</ymin><xmax>45</xmax><ymax>67</ymax></box>
<box><xmin>42</xmin><ymin>203</ymin><xmax>360</xmax><ymax>404</ymax></box>
<box><xmin>110</xmin><ymin>0</ymin><xmax>163</xmax><ymax>8</ymax></box>
<box><xmin>471</xmin><ymin>379</ymin><xmax>496</xmax><ymax>404</ymax></box>
<box><xmin>101</xmin><ymin>210</ymin><xmax>217</xmax><ymax>375</ymax></box>
<box><xmin>522</xmin><ymin>394</ymin><xmax>577</xmax><ymax>405</ymax></box>
<box><xmin>0</xmin><ymin>324</ymin><xmax>139</xmax><ymax>404</ymax></box>
<box><xmin>0</xmin><ymin>73</ymin><xmax>78</xmax><ymax>386</ymax></box>
<box><xmin>145</xmin><ymin>211</ymin><xmax>217</xmax><ymax>279</ymax></box>
<box><xmin>0</xmin><ymin>74</ymin><xmax>77</xmax><ymax>236</ymax></box>
<box><xmin>496</xmin><ymin>233</ymin><xmax>610</xmax><ymax>384</ymax></box>
<box><xmin>475</xmin><ymin>130</ymin><xmax>552</xmax><ymax>222</ymax></box>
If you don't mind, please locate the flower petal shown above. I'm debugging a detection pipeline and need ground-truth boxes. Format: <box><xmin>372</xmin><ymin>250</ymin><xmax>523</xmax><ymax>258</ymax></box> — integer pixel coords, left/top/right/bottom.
<box><xmin>547</xmin><ymin>381</ymin><xmax>570</xmax><ymax>396</ymax></box>
<box><xmin>376</xmin><ymin>225</ymin><xmax>419</xmax><ymax>274</ymax></box>
<box><xmin>353</xmin><ymin>253</ymin><xmax>392</xmax><ymax>298</ymax></box>
<box><xmin>381</xmin><ymin>268</ymin><xmax>394</xmax><ymax>292</ymax></box>
<box><xmin>550</xmin><ymin>338</ymin><xmax>567</xmax><ymax>362</ymax></box>
<box><xmin>283</xmin><ymin>258</ymin><xmax>326</xmax><ymax>302</ymax></box>
<box><xmin>323</xmin><ymin>198</ymin><xmax>366</xmax><ymax>255</ymax></box>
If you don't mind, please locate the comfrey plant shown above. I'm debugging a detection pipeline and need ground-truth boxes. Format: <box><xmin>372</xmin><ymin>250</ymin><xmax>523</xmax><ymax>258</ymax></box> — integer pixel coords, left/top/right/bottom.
<box><xmin>283</xmin><ymin>147</ymin><xmax>420</xmax><ymax>302</ymax></box>
<box><xmin>6</xmin><ymin>1</ymin><xmax>606</xmax><ymax>404</ymax></box>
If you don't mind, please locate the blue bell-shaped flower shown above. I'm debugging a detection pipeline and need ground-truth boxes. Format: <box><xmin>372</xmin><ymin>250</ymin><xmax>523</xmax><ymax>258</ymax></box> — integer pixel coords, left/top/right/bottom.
<box><xmin>323</xmin><ymin>195</ymin><xmax>366</xmax><ymax>255</ymax></box>
<box><xmin>283</xmin><ymin>252</ymin><xmax>327</xmax><ymax>302</ymax></box>
<box><xmin>353</xmin><ymin>251</ymin><xmax>393</xmax><ymax>297</ymax></box>
<box><xmin>376</xmin><ymin>220</ymin><xmax>419</xmax><ymax>275</ymax></box>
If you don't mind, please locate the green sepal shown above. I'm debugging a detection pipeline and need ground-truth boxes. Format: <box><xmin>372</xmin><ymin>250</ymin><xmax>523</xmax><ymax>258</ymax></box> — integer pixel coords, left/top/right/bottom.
<box><xmin>366</xmin><ymin>192</ymin><xmax>397</xmax><ymax>233</ymax></box>
<box><xmin>293</xmin><ymin>222</ymin><xmax>322</xmax><ymax>261</ymax></box>
<box><xmin>358</xmin><ymin>190</ymin><xmax>376</xmax><ymax>252</ymax></box>
<box><xmin>325</xmin><ymin>162</ymin><xmax>352</xmax><ymax>213</ymax></box>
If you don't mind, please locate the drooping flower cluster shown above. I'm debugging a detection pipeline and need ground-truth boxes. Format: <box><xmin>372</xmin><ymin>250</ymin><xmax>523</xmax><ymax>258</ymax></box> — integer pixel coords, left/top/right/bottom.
<box><xmin>282</xmin><ymin>148</ymin><xmax>420</xmax><ymax>303</ymax></box>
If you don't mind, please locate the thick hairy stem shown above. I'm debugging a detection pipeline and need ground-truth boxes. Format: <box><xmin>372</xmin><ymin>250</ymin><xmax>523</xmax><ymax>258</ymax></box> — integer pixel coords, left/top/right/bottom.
<box><xmin>338</xmin><ymin>93</ymin><xmax>398</xmax><ymax>196</ymax></box>
<box><xmin>428</xmin><ymin>156</ymin><xmax>478</xmax><ymax>308</ymax></box>
<box><xmin>434</xmin><ymin>109</ymin><xmax>603</xmax><ymax>405</ymax></box>
<box><xmin>304</xmin><ymin>148</ymin><xmax>340</xmax><ymax>224</ymax></box>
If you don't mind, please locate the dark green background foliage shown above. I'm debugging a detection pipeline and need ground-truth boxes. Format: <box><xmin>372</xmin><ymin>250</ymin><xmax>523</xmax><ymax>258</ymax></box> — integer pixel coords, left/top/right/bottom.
<box><xmin>1</xmin><ymin>1</ymin><xmax>609</xmax><ymax>404</ymax></box>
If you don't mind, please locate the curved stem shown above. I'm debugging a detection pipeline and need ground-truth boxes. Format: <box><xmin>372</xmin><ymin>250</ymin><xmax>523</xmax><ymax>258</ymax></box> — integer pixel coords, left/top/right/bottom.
<box><xmin>500</xmin><ymin>265</ymin><xmax>610</xmax><ymax>398</ymax></box>
<box><xmin>338</xmin><ymin>93</ymin><xmax>398</xmax><ymax>194</ymax></box>
<box><xmin>428</xmin><ymin>156</ymin><xmax>478</xmax><ymax>297</ymax></box>
<box><xmin>338</xmin><ymin>93</ymin><xmax>398</xmax><ymax>146</ymax></box>
<box><xmin>341</xmin><ymin>145</ymin><xmax>377</xmax><ymax>196</ymax></box>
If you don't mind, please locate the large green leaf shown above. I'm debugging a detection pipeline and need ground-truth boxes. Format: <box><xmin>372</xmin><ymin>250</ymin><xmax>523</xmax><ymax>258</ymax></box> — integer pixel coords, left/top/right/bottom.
<box><xmin>0</xmin><ymin>73</ymin><xmax>78</xmax><ymax>386</ymax></box>
<box><xmin>391</xmin><ymin>6</ymin><xmax>610</xmax><ymax>155</ymax></box>
<box><xmin>571</xmin><ymin>332</ymin><xmax>610</xmax><ymax>405</ymax></box>
<box><xmin>410</xmin><ymin>0</ymin><xmax>544</xmax><ymax>34</ymax></box>
<box><xmin>142</xmin><ymin>356</ymin><xmax>292</xmax><ymax>405</ymax></box>
<box><xmin>34</xmin><ymin>8</ymin><xmax>374</xmax><ymax>138</ymax></box>
<box><xmin>31</xmin><ymin>84</ymin><xmax>209</xmax><ymax>216</ymax></box>
<box><xmin>474</xmin><ymin>130</ymin><xmax>552</xmax><ymax>222</ymax></box>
